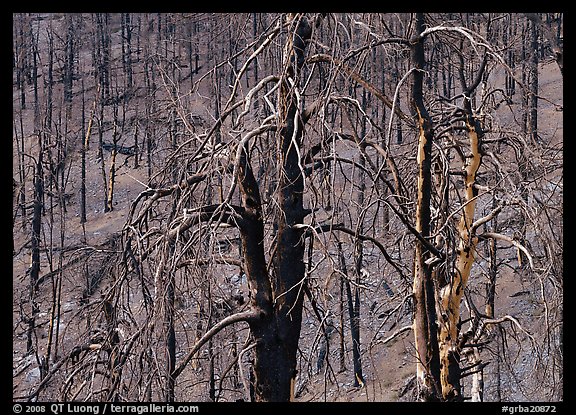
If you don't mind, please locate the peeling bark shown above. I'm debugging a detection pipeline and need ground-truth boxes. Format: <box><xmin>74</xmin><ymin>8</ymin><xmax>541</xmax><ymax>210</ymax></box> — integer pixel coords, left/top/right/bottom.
<box><xmin>411</xmin><ymin>13</ymin><xmax>441</xmax><ymax>401</ymax></box>
<box><xmin>438</xmin><ymin>110</ymin><xmax>483</xmax><ymax>401</ymax></box>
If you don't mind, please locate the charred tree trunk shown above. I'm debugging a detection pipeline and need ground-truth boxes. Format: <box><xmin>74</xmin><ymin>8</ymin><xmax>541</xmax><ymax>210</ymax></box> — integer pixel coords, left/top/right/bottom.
<box><xmin>14</xmin><ymin>14</ymin><xmax>27</xmax><ymax>110</ymax></box>
<box><xmin>96</xmin><ymin>13</ymin><xmax>111</xmax><ymax>101</ymax></box>
<box><xmin>505</xmin><ymin>15</ymin><xmax>517</xmax><ymax>99</ymax></box>
<box><xmin>63</xmin><ymin>14</ymin><xmax>74</xmax><ymax>104</ymax></box>
<box><xmin>96</xmin><ymin>88</ymin><xmax>109</xmax><ymax>212</ymax></box>
<box><xmin>528</xmin><ymin>19</ymin><xmax>539</xmax><ymax>144</ymax></box>
<box><xmin>337</xmin><ymin>242</ymin><xmax>365</xmax><ymax>387</ymax></box>
<box><xmin>27</xmin><ymin>134</ymin><xmax>44</xmax><ymax>354</ymax></box>
<box><xmin>260</xmin><ymin>15</ymin><xmax>311</xmax><ymax>401</ymax></box>
<box><xmin>80</xmin><ymin>82</ymin><xmax>86</xmax><ymax>224</ymax></box>
<box><xmin>27</xmin><ymin>29</ymin><xmax>43</xmax><ymax>351</ymax></box>
<box><xmin>486</xmin><ymin>195</ymin><xmax>499</xmax><ymax>321</ymax></box>
<box><xmin>15</xmin><ymin>97</ymin><xmax>27</xmax><ymax>231</ymax></box>
<box><xmin>80</xmin><ymin>84</ymin><xmax>98</xmax><ymax>224</ymax></box>
<box><xmin>339</xmin><ymin>267</ymin><xmax>346</xmax><ymax>373</ymax></box>
<box><xmin>143</xmin><ymin>48</ymin><xmax>156</xmax><ymax>181</ymax></box>
<box><xmin>165</xmin><ymin>250</ymin><xmax>176</xmax><ymax>402</ymax></box>
<box><xmin>253</xmin><ymin>13</ymin><xmax>260</xmax><ymax>94</ymax></box>
<box><xmin>525</xmin><ymin>13</ymin><xmax>563</xmax><ymax>77</ymax></box>
<box><xmin>411</xmin><ymin>13</ymin><xmax>441</xmax><ymax>402</ymax></box>
<box><xmin>121</xmin><ymin>13</ymin><xmax>133</xmax><ymax>89</ymax></box>
<box><xmin>349</xmin><ymin>87</ymin><xmax>368</xmax><ymax>387</ymax></box>
<box><xmin>46</xmin><ymin>23</ymin><xmax>54</xmax><ymax>130</ymax></box>
<box><xmin>237</xmin><ymin>14</ymin><xmax>313</xmax><ymax>402</ymax></box>
<box><xmin>105</xmin><ymin>102</ymin><xmax>120</xmax><ymax>212</ymax></box>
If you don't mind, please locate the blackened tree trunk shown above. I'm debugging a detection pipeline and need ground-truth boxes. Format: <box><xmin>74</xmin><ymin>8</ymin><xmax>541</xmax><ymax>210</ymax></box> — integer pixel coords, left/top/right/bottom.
<box><xmin>46</xmin><ymin>22</ymin><xmax>54</xmax><ymax>130</ymax></box>
<box><xmin>80</xmin><ymin>83</ymin><xmax>98</xmax><ymax>224</ymax></box>
<box><xmin>27</xmin><ymin>134</ymin><xmax>44</xmax><ymax>353</ymax></box>
<box><xmin>15</xmin><ymin>87</ymin><xmax>27</xmax><ymax>231</ymax></box>
<box><xmin>240</xmin><ymin>14</ymin><xmax>313</xmax><ymax>402</ymax></box>
<box><xmin>63</xmin><ymin>14</ymin><xmax>74</xmax><ymax>104</ymax></box>
<box><xmin>261</xmin><ymin>15</ymin><xmax>310</xmax><ymax>401</ymax></box>
<box><xmin>348</xmin><ymin>87</ymin><xmax>368</xmax><ymax>387</ymax></box>
<box><xmin>96</xmin><ymin>81</ymin><xmax>108</xmax><ymax>212</ymax></box>
<box><xmin>105</xmin><ymin>102</ymin><xmax>120</xmax><ymax>212</ymax></box>
<box><xmin>504</xmin><ymin>15</ymin><xmax>516</xmax><ymax>99</ymax></box>
<box><xmin>14</xmin><ymin>14</ymin><xmax>27</xmax><ymax>110</ymax></box>
<box><xmin>528</xmin><ymin>19</ymin><xmax>539</xmax><ymax>144</ymax></box>
<box><xmin>121</xmin><ymin>13</ymin><xmax>133</xmax><ymax>89</ymax></box>
<box><xmin>339</xmin><ymin>267</ymin><xmax>346</xmax><ymax>373</ymax></box>
<box><xmin>80</xmin><ymin>81</ymin><xmax>87</xmax><ymax>224</ymax></box>
<box><xmin>411</xmin><ymin>12</ymin><xmax>441</xmax><ymax>402</ymax></box>
<box><xmin>337</xmin><ymin>242</ymin><xmax>364</xmax><ymax>387</ymax></box>
<box><xmin>95</xmin><ymin>13</ymin><xmax>111</xmax><ymax>101</ymax></box>
<box><xmin>162</xmin><ymin>241</ymin><xmax>177</xmax><ymax>402</ymax></box>
<box><xmin>139</xmin><ymin>12</ymin><xmax>320</xmax><ymax>403</ymax></box>
<box><xmin>253</xmin><ymin>13</ymin><xmax>259</xmax><ymax>92</ymax></box>
<box><xmin>525</xmin><ymin>13</ymin><xmax>563</xmax><ymax>77</ymax></box>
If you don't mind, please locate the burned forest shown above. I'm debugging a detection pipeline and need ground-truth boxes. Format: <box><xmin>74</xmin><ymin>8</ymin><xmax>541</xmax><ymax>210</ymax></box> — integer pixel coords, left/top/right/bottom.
<box><xmin>12</xmin><ymin>13</ymin><xmax>563</xmax><ymax>403</ymax></box>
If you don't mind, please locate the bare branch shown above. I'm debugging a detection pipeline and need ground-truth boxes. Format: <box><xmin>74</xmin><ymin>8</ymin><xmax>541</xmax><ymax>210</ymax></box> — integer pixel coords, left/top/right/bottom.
<box><xmin>171</xmin><ymin>309</ymin><xmax>259</xmax><ymax>380</ymax></box>
<box><xmin>167</xmin><ymin>204</ymin><xmax>244</xmax><ymax>241</ymax></box>
<box><xmin>308</xmin><ymin>53</ymin><xmax>414</xmax><ymax>126</ymax></box>
<box><xmin>479</xmin><ymin>232</ymin><xmax>538</xmax><ymax>271</ymax></box>
<box><xmin>482</xmin><ymin>315</ymin><xmax>536</xmax><ymax>343</ymax></box>
<box><xmin>374</xmin><ymin>324</ymin><xmax>412</xmax><ymax>346</ymax></box>
<box><xmin>471</xmin><ymin>205</ymin><xmax>503</xmax><ymax>233</ymax></box>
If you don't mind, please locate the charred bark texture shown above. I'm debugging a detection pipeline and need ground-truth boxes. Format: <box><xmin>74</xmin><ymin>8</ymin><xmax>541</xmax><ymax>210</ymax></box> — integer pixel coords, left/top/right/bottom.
<box><xmin>338</xmin><ymin>242</ymin><xmax>365</xmax><ymax>387</ymax></box>
<box><xmin>27</xmin><ymin>135</ymin><xmax>44</xmax><ymax>353</ymax></box>
<box><xmin>411</xmin><ymin>13</ymin><xmax>441</xmax><ymax>402</ymax></box>
<box><xmin>236</xmin><ymin>14</ymin><xmax>312</xmax><ymax>402</ymax></box>
<box><xmin>525</xmin><ymin>13</ymin><xmax>563</xmax><ymax>77</ymax></box>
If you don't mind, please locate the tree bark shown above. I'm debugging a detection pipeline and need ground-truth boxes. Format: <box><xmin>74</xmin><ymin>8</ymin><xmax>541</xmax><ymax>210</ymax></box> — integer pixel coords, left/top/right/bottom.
<box><xmin>27</xmin><ymin>133</ymin><xmax>44</xmax><ymax>354</ymax></box>
<box><xmin>525</xmin><ymin>13</ymin><xmax>562</xmax><ymax>77</ymax></box>
<box><xmin>528</xmin><ymin>19</ymin><xmax>539</xmax><ymax>144</ymax></box>
<box><xmin>236</xmin><ymin>14</ymin><xmax>313</xmax><ymax>402</ymax></box>
<box><xmin>338</xmin><ymin>242</ymin><xmax>365</xmax><ymax>387</ymax></box>
<box><xmin>437</xmin><ymin>95</ymin><xmax>484</xmax><ymax>402</ymax></box>
<box><xmin>411</xmin><ymin>12</ymin><xmax>441</xmax><ymax>402</ymax></box>
<box><xmin>63</xmin><ymin>14</ymin><xmax>74</xmax><ymax>104</ymax></box>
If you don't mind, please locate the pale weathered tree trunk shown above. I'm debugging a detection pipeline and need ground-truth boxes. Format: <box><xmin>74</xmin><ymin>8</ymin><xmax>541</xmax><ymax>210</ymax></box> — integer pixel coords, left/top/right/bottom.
<box><xmin>437</xmin><ymin>90</ymin><xmax>484</xmax><ymax>402</ymax></box>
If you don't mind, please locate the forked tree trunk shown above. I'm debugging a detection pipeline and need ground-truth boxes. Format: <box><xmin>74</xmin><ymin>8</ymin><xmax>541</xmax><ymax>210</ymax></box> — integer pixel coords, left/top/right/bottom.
<box><xmin>437</xmin><ymin>99</ymin><xmax>484</xmax><ymax>402</ymax></box>
<box><xmin>237</xmin><ymin>14</ymin><xmax>313</xmax><ymax>402</ymax></box>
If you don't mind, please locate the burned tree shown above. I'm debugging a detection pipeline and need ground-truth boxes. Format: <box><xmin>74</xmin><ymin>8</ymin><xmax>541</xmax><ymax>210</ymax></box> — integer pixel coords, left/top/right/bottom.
<box><xmin>124</xmin><ymin>13</ymin><xmax>316</xmax><ymax>402</ymax></box>
<box><xmin>12</xmin><ymin>13</ymin><xmax>562</xmax><ymax>404</ymax></box>
<box><xmin>410</xmin><ymin>13</ymin><xmax>442</xmax><ymax>401</ymax></box>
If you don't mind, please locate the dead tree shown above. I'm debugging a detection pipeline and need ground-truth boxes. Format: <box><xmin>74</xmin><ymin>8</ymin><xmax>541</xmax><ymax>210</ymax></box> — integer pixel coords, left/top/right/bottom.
<box><xmin>410</xmin><ymin>12</ymin><xmax>442</xmax><ymax>401</ymax></box>
<box><xmin>125</xmin><ymin>13</ymin><xmax>317</xmax><ymax>402</ymax></box>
